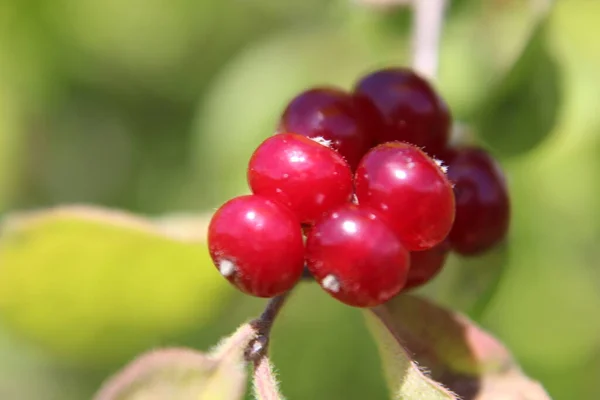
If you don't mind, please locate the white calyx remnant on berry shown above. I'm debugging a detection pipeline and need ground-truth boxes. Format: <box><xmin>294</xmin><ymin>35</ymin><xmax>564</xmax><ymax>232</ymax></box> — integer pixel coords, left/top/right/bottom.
<box><xmin>322</xmin><ymin>274</ymin><xmax>341</xmax><ymax>293</ymax></box>
<box><xmin>310</xmin><ymin>136</ymin><xmax>333</xmax><ymax>148</ymax></box>
<box><xmin>219</xmin><ymin>259</ymin><xmax>236</xmax><ymax>277</ymax></box>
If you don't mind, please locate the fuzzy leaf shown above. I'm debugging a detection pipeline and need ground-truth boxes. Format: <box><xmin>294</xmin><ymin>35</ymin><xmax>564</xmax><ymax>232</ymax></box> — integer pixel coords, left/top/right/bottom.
<box><xmin>364</xmin><ymin>313</ymin><xmax>459</xmax><ymax>399</ymax></box>
<box><xmin>253</xmin><ymin>355</ymin><xmax>285</xmax><ymax>400</ymax></box>
<box><xmin>368</xmin><ymin>295</ymin><xmax>550</xmax><ymax>399</ymax></box>
<box><xmin>0</xmin><ymin>206</ymin><xmax>231</xmax><ymax>367</ymax></box>
<box><xmin>94</xmin><ymin>324</ymin><xmax>255</xmax><ymax>400</ymax></box>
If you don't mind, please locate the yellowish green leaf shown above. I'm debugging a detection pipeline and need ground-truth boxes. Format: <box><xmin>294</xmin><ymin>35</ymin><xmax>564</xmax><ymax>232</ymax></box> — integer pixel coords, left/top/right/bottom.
<box><xmin>0</xmin><ymin>206</ymin><xmax>232</xmax><ymax>367</ymax></box>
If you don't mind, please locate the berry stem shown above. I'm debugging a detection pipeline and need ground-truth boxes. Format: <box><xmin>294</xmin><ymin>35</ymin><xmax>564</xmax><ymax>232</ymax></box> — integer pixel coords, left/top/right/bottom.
<box><xmin>246</xmin><ymin>291</ymin><xmax>292</xmax><ymax>361</ymax></box>
<box><xmin>410</xmin><ymin>0</ymin><xmax>448</xmax><ymax>80</ymax></box>
<box><xmin>301</xmin><ymin>265</ymin><xmax>314</xmax><ymax>281</ymax></box>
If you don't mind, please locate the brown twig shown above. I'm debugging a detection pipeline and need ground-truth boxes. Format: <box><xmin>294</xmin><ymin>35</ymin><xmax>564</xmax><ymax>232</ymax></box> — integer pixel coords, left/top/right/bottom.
<box><xmin>245</xmin><ymin>292</ymin><xmax>291</xmax><ymax>361</ymax></box>
<box><xmin>245</xmin><ymin>292</ymin><xmax>292</xmax><ymax>399</ymax></box>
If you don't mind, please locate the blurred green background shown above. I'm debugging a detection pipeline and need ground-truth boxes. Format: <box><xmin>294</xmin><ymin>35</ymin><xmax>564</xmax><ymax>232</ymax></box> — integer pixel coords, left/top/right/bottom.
<box><xmin>0</xmin><ymin>0</ymin><xmax>599</xmax><ymax>398</ymax></box>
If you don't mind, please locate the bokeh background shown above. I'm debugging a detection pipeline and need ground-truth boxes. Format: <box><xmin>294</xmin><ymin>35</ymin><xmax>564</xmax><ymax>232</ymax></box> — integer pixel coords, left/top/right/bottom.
<box><xmin>0</xmin><ymin>0</ymin><xmax>599</xmax><ymax>398</ymax></box>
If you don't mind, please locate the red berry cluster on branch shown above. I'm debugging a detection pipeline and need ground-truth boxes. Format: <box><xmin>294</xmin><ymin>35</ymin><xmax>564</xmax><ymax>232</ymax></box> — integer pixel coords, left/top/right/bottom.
<box><xmin>208</xmin><ymin>67</ymin><xmax>510</xmax><ymax>307</ymax></box>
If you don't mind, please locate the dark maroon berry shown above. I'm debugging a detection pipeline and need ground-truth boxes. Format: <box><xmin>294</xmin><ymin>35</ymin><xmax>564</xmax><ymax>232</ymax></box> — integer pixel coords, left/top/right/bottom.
<box><xmin>403</xmin><ymin>240</ymin><xmax>451</xmax><ymax>291</ymax></box>
<box><xmin>353</xmin><ymin>67</ymin><xmax>451</xmax><ymax>156</ymax></box>
<box><xmin>278</xmin><ymin>87</ymin><xmax>372</xmax><ymax>170</ymax></box>
<box><xmin>444</xmin><ymin>147</ymin><xmax>510</xmax><ymax>255</ymax></box>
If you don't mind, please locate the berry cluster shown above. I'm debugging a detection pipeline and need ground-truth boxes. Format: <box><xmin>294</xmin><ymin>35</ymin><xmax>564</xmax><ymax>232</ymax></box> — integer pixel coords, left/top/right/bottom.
<box><xmin>208</xmin><ymin>67</ymin><xmax>510</xmax><ymax>307</ymax></box>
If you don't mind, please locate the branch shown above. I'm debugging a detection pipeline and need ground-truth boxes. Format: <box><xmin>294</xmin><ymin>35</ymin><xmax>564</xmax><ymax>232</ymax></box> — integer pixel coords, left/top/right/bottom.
<box><xmin>410</xmin><ymin>0</ymin><xmax>449</xmax><ymax>80</ymax></box>
<box><xmin>245</xmin><ymin>292</ymin><xmax>291</xmax><ymax>361</ymax></box>
<box><xmin>245</xmin><ymin>293</ymin><xmax>291</xmax><ymax>400</ymax></box>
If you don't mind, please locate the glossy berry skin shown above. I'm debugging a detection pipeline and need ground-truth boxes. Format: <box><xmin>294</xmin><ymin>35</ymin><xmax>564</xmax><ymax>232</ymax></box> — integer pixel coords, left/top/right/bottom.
<box><xmin>208</xmin><ymin>195</ymin><xmax>305</xmax><ymax>298</ymax></box>
<box><xmin>355</xmin><ymin>142</ymin><xmax>455</xmax><ymax>251</ymax></box>
<box><xmin>278</xmin><ymin>87</ymin><xmax>372</xmax><ymax>170</ymax></box>
<box><xmin>403</xmin><ymin>240</ymin><xmax>451</xmax><ymax>291</ymax></box>
<box><xmin>248</xmin><ymin>133</ymin><xmax>353</xmax><ymax>224</ymax></box>
<box><xmin>305</xmin><ymin>204</ymin><xmax>410</xmax><ymax>307</ymax></box>
<box><xmin>444</xmin><ymin>147</ymin><xmax>510</xmax><ymax>255</ymax></box>
<box><xmin>353</xmin><ymin>67</ymin><xmax>451</xmax><ymax>156</ymax></box>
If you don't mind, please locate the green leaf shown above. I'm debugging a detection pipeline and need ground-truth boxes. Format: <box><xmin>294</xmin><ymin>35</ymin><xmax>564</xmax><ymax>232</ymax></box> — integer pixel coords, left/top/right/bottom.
<box><xmin>268</xmin><ymin>282</ymin><xmax>389</xmax><ymax>399</ymax></box>
<box><xmin>471</xmin><ymin>4</ymin><xmax>561</xmax><ymax>157</ymax></box>
<box><xmin>364</xmin><ymin>312</ymin><xmax>459</xmax><ymax>399</ymax></box>
<box><xmin>94</xmin><ymin>324</ymin><xmax>255</xmax><ymax>400</ymax></box>
<box><xmin>0</xmin><ymin>206</ymin><xmax>232</xmax><ymax>367</ymax></box>
<box><xmin>367</xmin><ymin>295</ymin><xmax>550</xmax><ymax>399</ymax></box>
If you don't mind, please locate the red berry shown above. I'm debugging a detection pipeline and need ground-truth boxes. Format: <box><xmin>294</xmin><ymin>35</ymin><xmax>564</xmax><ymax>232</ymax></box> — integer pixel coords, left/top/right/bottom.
<box><xmin>353</xmin><ymin>67</ymin><xmax>451</xmax><ymax>156</ymax></box>
<box><xmin>208</xmin><ymin>195</ymin><xmax>305</xmax><ymax>298</ymax></box>
<box><xmin>403</xmin><ymin>240</ymin><xmax>451</xmax><ymax>291</ymax></box>
<box><xmin>278</xmin><ymin>87</ymin><xmax>372</xmax><ymax>170</ymax></box>
<box><xmin>305</xmin><ymin>204</ymin><xmax>410</xmax><ymax>307</ymax></box>
<box><xmin>444</xmin><ymin>147</ymin><xmax>510</xmax><ymax>255</ymax></box>
<box><xmin>355</xmin><ymin>142</ymin><xmax>455</xmax><ymax>251</ymax></box>
<box><xmin>248</xmin><ymin>133</ymin><xmax>353</xmax><ymax>224</ymax></box>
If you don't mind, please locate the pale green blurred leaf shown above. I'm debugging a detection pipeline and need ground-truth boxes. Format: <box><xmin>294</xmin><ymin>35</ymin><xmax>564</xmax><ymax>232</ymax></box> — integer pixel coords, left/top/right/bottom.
<box><xmin>367</xmin><ymin>295</ymin><xmax>549</xmax><ymax>399</ymax></box>
<box><xmin>0</xmin><ymin>329</ymin><xmax>97</xmax><ymax>400</ymax></box>
<box><xmin>472</xmin><ymin>5</ymin><xmax>561</xmax><ymax>156</ymax></box>
<box><xmin>0</xmin><ymin>206</ymin><xmax>232</xmax><ymax>367</ymax></box>
<box><xmin>192</xmin><ymin>26</ymin><xmax>402</xmax><ymax>207</ymax></box>
<box><xmin>42</xmin><ymin>0</ymin><xmax>215</xmax><ymax>78</ymax></box>
<box><xmin>436</xmin><ymin>0</ymin><xmax>566</xmax><ymax>123</ymax></box>
<box><xmin>94</xmin><ymin>324</ymin><xmax>255</xmax><ymax>400</ymax></box>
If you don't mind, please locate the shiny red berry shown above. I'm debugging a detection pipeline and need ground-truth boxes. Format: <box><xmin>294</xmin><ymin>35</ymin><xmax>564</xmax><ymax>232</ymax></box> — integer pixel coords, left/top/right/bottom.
<box><xmin>355</xmin><ymin>142</ymin><xmax>455</xmax><ymax>251</ymax></box>
<box><xmin>208</xmin><ymin>195</ymin><xmax>305</xmax><ymax>298</ymax></box>
<box><xmin>403</xmin><ymin>240</ymin><xmax>451</xmax><ymax>291</ymax></box>
<box><xmin>278</xmin><ymin>87</ymin><xmax>372</xmax><ymax>170</ymax></box>
<box><xmin>444</xmin><ymin>147</ymin><xmax>510</xmax><ymax>255</ymax></box>
<box><xmin>305</xmin><ymin>204</ymin><xmax>410</xmax><ymax>308</ymax></box>
<box><xmin>353</xmin><ymin>67</ymin><xmax>451</xmax><ymax>156</ymax></box>
<box><xmin>248</xmin><ymin>133</ymin><xmax>353</xmax><ymax>224</ymax></box>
